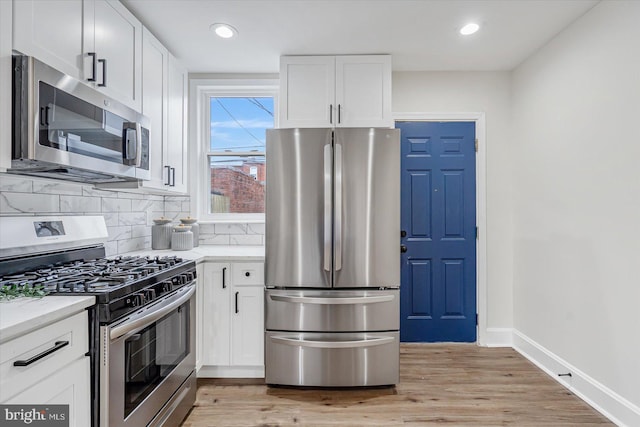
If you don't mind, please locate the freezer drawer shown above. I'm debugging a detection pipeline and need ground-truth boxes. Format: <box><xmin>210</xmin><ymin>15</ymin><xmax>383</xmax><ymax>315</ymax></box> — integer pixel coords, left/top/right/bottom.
<box><xmin>265</xmin><ymin>289</ymin><xmax>399</xmax><ymax>332</ymax></box>
<box><xmin>265</xmin><ymin>331</ymin><xmax>399</xmax><ymax>386</ymax></box>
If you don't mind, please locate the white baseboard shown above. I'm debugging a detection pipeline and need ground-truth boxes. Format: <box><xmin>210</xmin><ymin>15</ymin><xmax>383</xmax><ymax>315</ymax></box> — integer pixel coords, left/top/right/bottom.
<box><xmin>512</xmin><ymin>330</ymin><xmax>640</xmax><ymax>427</ymax></box>
<box><xmin>197</xmin><ymin>365</ymin><xmax>264</xmax><ymax>378</ymax></box>
<box><xmin>483</xmin><ymin>327</ymin><xmax>513</xmax><ymax>347</ymax></box>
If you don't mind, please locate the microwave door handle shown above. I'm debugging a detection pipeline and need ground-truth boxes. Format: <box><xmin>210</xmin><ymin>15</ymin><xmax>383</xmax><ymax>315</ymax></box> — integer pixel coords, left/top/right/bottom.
<box><xmin>122</xmin><ymin>123</ymin><xmax>142</xmax><ymax>167</ymax></box>
<box><xmin>134</xmin><ymin>123</ymin><xmax>142</xmax><ymax>167</ymax></box>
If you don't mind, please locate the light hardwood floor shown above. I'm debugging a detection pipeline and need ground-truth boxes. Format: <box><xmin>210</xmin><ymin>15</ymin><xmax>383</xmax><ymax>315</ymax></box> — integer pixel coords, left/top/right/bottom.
<box><xmin>182</xmin><ymin>344</ymin><xmax>612</xmax><ymax>426</ymax></box>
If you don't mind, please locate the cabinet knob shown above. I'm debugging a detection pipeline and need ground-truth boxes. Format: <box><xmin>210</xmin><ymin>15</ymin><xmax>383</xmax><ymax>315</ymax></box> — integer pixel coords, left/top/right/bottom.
<box><xmin>245</xmin><ymin>271</ymin><xmax>251</xmax><ymax>277</ymax></box>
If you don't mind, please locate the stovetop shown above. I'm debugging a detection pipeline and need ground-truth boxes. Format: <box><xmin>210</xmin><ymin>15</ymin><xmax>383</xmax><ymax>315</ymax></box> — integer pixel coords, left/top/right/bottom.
<box><xmin>0</xmin><ymin>255</ymin><xmax>197</xmax><ymax>323</ymax></box>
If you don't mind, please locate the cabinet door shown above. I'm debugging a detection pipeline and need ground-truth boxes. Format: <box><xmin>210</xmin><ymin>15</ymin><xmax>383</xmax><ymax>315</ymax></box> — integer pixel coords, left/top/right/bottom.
<box><xmin>201</xmin><ymin>263</ymin><xmax>231</xmax><ymax>366</ymax></box>
<box><xmin>279</xmin><ymin>56</ymin><xmax>335</xmax><ymax>128</ymax></box>
<box><xmin>141</xmin><ymin>27</ymin><xmax>168</xmax><ymax>190</ymax></box>
<box><xmin>231</xmin><ymin>285</ymin><xmax>264</xmax><ymax>367</ymax></box>
<box><xmin>195</xmin><ymin>262</ymin><xmax>204</xmax><ymax>371</ymax></box>
<box><xmin>93</xmin><ymin>0</ymin><xmax>142</xmax><ymax>111</ymax></box>
<box><xmin>5</xmin><ymin>357</ymin><xmax>91</xmax><ymax>427</ymax></box>
<box><xmin>12</xmin><ymin>0</ymin><xmax>85</xmax><ymax>80</ymax></box>
<box><xmin>166</xmin><ymin>54</ymin><xmax>189</xmax><ymax>193</ymax></box>
<box><xmin>335</xmin><ymin>55</ymin><xmax>392</xmax><ymax>128</ymax></box>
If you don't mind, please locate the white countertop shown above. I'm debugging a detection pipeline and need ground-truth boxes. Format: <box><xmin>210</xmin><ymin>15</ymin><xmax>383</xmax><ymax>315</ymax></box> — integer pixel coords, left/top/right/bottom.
<box><xmin>123</xmin><ymin>245</ymin><xmax>265</xmax><ymax>263</ymax></box>
<box><xmin>0</xmin><ymin>295</ymin><xmax>95</xmax><ymax>344</ymax></box>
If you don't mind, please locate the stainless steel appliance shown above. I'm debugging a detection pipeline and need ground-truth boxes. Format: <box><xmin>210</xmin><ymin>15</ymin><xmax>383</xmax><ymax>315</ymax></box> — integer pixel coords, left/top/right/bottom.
<box><xmin>265</xmin><ymin>128</ymin><xmax>400</xmax><ymax>387</ymax></box>
<box><xmin>10</xmin><ymin>55</ymin><xmax>150</xmax><ymax>183</ymax></box>
<box><xmin>0</xmin><ymin>216</ymin><xmax>196</xmax><ymax>427</ymax></box>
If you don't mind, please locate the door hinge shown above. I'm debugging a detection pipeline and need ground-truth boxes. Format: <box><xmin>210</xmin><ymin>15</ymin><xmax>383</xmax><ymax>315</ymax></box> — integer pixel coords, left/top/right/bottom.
<box><xmin>475</xmin><ymin>226</ymin><xmax>478</xmax><ymax>239</ymax></box>
<box><xmin>476</xmin><ymin>314</ymin><xmax>478</xmax><ymax>325</ymax></box>
<box><xmin>474</xmin><ymin>138</ymin><xmax>478</xmax><ymax>152</ymax></box>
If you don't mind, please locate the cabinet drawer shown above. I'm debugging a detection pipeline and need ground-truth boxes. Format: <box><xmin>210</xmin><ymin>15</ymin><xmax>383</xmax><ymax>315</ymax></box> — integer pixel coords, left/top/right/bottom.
<box><xmin>0</xmin><ymin>310</ymin><xmax>88</xmax><ymax>402</ymax></box>
<box><xmin>232</xmin><ymin>263</ymin><xmax>264</xmax><ymax>286</ymax></box>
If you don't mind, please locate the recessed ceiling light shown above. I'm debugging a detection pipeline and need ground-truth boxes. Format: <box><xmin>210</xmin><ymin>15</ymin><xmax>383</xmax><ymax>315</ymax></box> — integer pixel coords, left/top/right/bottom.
<box><xmin>210</xmin><ymin>23</ymin><xmax>238</xmax><ymax>39</ymax></box>
<box><xmin>460</xmin><ymin>23</ymin><xmax>480</xmax><ymax>36</ymax></box>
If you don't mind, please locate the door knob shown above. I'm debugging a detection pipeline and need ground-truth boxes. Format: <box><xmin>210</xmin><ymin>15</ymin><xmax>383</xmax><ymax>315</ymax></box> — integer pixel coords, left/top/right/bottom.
<box><xmin>400</xmin><ymin>245</ymin><xmax>407</xmax><ymax>253</ymax></box>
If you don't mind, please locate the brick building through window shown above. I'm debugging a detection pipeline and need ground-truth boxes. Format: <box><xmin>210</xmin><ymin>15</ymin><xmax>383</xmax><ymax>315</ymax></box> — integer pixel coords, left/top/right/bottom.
<box><xmin>210</xmin><ymin>161</ymin><xmax>266</xmax><ymax>213</ymax></box>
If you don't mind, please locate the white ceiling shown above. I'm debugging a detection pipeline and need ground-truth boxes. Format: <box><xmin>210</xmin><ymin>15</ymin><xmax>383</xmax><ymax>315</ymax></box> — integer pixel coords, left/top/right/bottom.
<box><xmin>121</xmin><ymin>0</ymin><xmax>599</xmax><ymax>74</ymax></box>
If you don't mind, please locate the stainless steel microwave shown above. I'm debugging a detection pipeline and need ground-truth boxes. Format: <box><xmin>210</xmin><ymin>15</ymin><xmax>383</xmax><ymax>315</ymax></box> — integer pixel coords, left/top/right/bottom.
<box><xmin>10</xmin><ymin>55</ymin><xmax>150</xmax><ymax>183</ymax></box>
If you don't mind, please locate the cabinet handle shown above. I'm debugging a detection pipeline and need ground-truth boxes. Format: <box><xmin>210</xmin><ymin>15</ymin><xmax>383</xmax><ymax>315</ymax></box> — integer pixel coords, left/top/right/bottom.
<box><xmin>171</xmin><ymin>167</ymin><xmax>176</xmax><ymax>187</ymax></box>
<box><xmin>329</xmin><ymin>104</ymin><xmax>333</xmax><ymax>124</ymax></box>
<box><xmin>235</xmin><ymin>291</ymin><xmax>239</xmax><ymax>314</ymax></box>
<box><xmin>87</xmin><ymin>52</ymin><xmax>97</xmax><ymax>82</ymax></box>
<box><xmin>338</xmin><ymin>104</ymin><xmax>341</xmax><ymax>124</ymax></box>
<box><xmin>222</xmin><ymin>267</ymin><xmax>227</xmax><ymax>289</ymax></box>
<box><xmin>98</xmin><ymin>58</ymin><xmax>107</xmax><ymax>87</ymax></box>
<box><xmin>13</xmin><ymin>341</ymin><xmax>69</xmax><ymax>367</ymax></box>
<box><xmin>164</xmin><ymin>166</ymin><xmax>171</xmax><ymax>185</ymax></box>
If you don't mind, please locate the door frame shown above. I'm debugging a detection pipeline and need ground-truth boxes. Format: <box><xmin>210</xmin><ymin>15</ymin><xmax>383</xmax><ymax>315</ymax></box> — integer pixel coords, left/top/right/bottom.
<box><xmin>393</xmin><ymin>112</ymin><xmax>487</xmax><ymax>346</ymax></box>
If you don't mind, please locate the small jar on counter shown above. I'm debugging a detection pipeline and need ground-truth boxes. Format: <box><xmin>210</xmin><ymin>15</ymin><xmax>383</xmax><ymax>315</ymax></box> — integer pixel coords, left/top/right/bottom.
<box><xmin>180</xmin><ymin>216</ymin><xmax>199</xmax><ymax>247</ymax></box>
<box><xmin>151</xmin><ymin>217</ymin><xmax>172</xmax><ymax>250</ymax></box>
<box><xmin>171</xmin><ymin>224</ymin><xmax>193</xmax><ymax>251</ymax></box>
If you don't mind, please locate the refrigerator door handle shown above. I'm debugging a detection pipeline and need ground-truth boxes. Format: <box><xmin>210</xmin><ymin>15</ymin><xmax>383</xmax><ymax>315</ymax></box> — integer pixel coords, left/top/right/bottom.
<box><xmin>269</xmin><ymin>294</ymin><xmax>395</xmax><ymax>305</ymax></box>
<box><xmin>270</xmin><ymin>335</ymin><xmax>395</xmax><ymax>349</ymax></box>
<box><xmin>323</xmin><ymin>144</ymin><xmax>332</xmax><ymax>272</ymax></box>
<box><xmin>334</xmin><ymin>143</ymin><xmax>343</xmax><ymax>271</ymax></box>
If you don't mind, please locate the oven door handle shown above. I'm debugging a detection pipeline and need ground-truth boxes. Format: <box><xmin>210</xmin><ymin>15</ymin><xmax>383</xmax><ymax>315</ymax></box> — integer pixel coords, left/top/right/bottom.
<box><xmin>110</xmin><ymin>284</ymin><xmax>195</xmax><ymax>340</ymax></box>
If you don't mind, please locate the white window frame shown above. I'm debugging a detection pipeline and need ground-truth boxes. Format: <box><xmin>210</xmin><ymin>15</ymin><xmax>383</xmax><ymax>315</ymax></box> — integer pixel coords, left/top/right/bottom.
<box><xmin>190</xmin><ymin>79</ymin><xmax>278</xmax><ymax>222</ymax></box>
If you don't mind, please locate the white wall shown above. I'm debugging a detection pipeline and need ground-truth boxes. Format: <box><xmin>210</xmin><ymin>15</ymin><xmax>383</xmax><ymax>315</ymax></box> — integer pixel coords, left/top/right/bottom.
<box><xmin>511</xmin><ymin>0</ymin><xmax>640</xmax><ymax>419</ymax></box>
<box><xmin>392</xmin><ymin>71</ymin><xmax>513</xmax><ymax>332</ymax></box>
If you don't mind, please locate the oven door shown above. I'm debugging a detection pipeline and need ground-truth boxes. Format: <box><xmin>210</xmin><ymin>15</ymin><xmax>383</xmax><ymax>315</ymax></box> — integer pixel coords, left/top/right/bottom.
<box><xmin>100</xmin><ymin>284</ymin><xmax>195</xmax><ymax>427</ymax></box>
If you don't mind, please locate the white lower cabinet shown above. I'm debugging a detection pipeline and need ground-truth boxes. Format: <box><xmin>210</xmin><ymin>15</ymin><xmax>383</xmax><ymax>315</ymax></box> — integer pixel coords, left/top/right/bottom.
<box><xmin>5</xmin><ymin>357</ymin><xmax>91</xmax><ymax>427</ymax></box>
<box><xmin>0</xmin><ymin>310</ymin><xmax>90</xmax><ymax>427</ymax></box>
<box><xmin>199</xmin><ymin>261</ymin><xmax>264</xmax><ymax>378</ymax></box>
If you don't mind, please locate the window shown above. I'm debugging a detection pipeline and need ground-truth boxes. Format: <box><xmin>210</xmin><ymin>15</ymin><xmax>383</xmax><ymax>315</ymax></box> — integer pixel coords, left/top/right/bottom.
<box><xmin>209</xmin><ymin>97</ymin><xmax>273</xmax><ymax>214</ymax></box>
<box><xmin>192</xmin><ymin>80</ymin><xmax>278</xmax><ymax>221</ymax></box>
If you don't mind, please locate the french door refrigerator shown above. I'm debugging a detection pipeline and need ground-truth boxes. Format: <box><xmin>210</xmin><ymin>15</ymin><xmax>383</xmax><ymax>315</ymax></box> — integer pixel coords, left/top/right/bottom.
<box><xmin>265</xmin><ymin>127</ymin><xmax>400</xmax><ymax>387</ymax></box>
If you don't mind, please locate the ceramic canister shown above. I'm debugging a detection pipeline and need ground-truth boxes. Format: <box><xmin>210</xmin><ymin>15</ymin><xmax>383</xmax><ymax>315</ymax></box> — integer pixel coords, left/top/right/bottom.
<box><xmin>171</xmin><ymin>224</ymin><xmax>194</xmax><ymax>251</ymax></box>
<box><xmin>151</xmin><ymin>217</ymin><xmax>172</xmax><ymax>250</ymax></box>
<box><xmin>180</xmin><ymin>216</ymin><xmax>199</xmax><ymax>247</ymax></box>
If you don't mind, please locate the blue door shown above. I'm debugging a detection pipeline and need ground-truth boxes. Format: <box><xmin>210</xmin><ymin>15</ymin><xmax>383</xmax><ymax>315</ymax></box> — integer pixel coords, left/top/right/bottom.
<box><xmin>397</xmin><ymin>121</ymin><xmax>476</xmax><ymax>342</ymax></box>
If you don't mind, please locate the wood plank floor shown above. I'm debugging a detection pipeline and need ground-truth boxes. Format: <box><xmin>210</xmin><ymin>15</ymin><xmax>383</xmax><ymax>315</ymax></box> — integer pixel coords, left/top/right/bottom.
<box><xmin>181</xmin><ymin>344</ymin><xmax>612</xmax><ymax>426</ymax></box>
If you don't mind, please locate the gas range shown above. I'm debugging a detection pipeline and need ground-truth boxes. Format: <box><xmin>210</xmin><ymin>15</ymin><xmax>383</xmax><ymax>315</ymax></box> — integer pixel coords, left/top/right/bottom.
<box><xmin>0</xmin><ymin>216</ymin><xmax>197</xmax><ymax>427</ymax></box>
<box><xmin>0</xmin><ymin>254</ymin><xmax>196</xmax><ymax>323</ymax></box>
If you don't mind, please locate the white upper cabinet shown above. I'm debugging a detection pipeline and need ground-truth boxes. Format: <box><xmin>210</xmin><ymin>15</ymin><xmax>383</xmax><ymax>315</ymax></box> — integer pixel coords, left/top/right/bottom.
<box><xmin>279</xmin><ymin>56</ymin><xmax>335</xmax><ymax>128</ymax></box>
<box><xmin>140</xmin><ymin>27</ymin><xmax>168</xmax><ymax>190</ymax></box>
<box><xmin>335</xmin><ymin>56</ymin><xmax>392</xmax><ymax>128</ymax></box>
<box><xmin>13</xmin><ymin>0</ymin><xmax>86</xmax><ymax>80</ymax></box>
<box><xmin>89</xmin><ymin>0</ymin><xmax>143</xmax><ymax>111</ymax></box>
<box><xmin>141</xmin><ymin>43</ymin><xmax>188</xmax><ymax>193</ymax></box>
<box><xmin>166</xmin><ymin>53</ymin><xmax>189</xmax><ymax>193</ymax></box>
<box><xmin>13</xmin><ymin>0</ymin><xmax>143</xmax><ymax>111</ymax></box>
<box><xmin>278</xmin><ymin>55</ymin><xmax>392</xmax><ymax>128</ymax></box>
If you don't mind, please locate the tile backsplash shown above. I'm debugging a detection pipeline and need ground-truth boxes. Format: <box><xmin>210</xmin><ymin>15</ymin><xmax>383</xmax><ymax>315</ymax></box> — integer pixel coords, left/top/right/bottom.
<box><xmin>0</xmin><ymin>174</ymin><xmax>265</xmax><ymax>255</ymax></box>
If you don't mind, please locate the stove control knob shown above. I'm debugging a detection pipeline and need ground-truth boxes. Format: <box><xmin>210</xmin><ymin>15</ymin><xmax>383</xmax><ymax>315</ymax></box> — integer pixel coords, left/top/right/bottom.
<box><xmin>143</xmin><ymin>288</ymin><xmax>156</xmax><ymax>301</ymax></box>
<box><xmin>160</xmin><ymin>280</ymin><xmax>172</xmax><ymax>293</ymax></box>
<box><xmin>126</xmin><ymin>293</ymin><xmax>145</xmax><ymax>308</ymax></box>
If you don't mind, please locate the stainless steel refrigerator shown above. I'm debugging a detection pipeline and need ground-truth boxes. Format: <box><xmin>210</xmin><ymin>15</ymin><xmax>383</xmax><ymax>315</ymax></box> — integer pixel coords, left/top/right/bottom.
<box><xmin>265</xmin><ymin>128</ymin><xmax>400</xmax><ymax>387</ymax></box>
